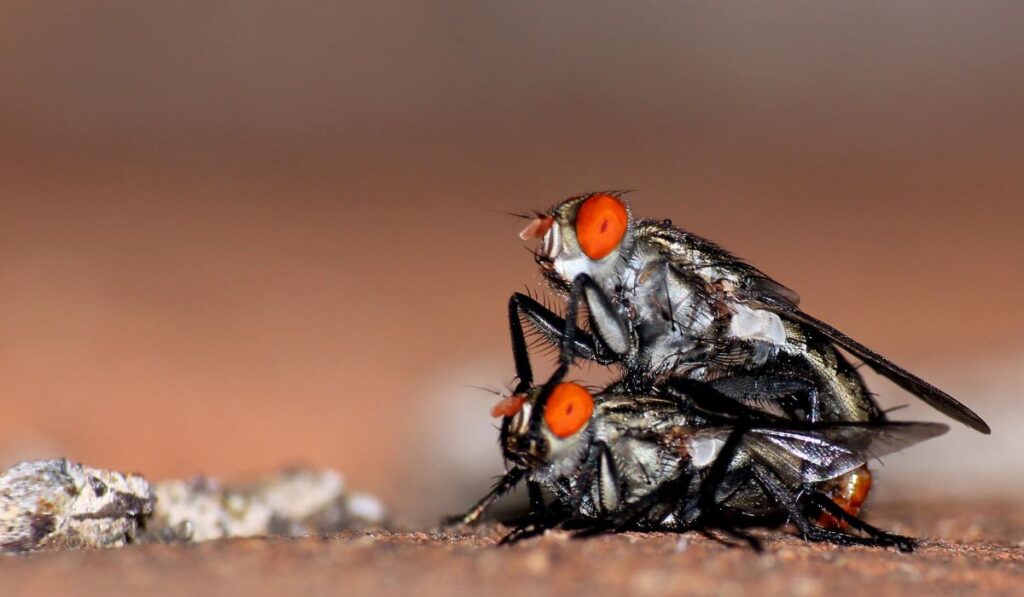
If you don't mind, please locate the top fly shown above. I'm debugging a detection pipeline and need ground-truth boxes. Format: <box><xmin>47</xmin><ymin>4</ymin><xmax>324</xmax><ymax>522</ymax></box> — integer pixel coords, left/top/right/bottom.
<box><xmin>511</xmin><ymin>191</ymin><xmax>989</xmax><ymax>433</ymax></box>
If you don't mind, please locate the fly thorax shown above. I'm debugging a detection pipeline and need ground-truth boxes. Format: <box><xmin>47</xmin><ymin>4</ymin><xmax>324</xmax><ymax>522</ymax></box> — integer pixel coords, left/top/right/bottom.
<box><xmin>613</xmin><ymin>437</ymin><xmax>677</xmax><ymax>500</ymax></box>
<box><xmin>624</xmin><ymin>262</ymin><xmax>709</xmax><ymax>369</ymax></box>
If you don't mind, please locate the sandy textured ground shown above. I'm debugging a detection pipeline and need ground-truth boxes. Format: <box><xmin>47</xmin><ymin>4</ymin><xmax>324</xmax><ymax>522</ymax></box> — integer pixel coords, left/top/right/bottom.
<box><xmin>3</xmin><ymin>501</ymin><xmax>1022</xmax><ymax>596</ymax></box>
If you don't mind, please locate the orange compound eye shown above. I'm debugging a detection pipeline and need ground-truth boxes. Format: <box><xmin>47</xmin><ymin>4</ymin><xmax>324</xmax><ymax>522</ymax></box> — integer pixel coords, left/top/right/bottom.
<box><xmin>575</xmin><ymin>194</ymin><xmax>628</xmax><ymax>260</ymax></box>
<box><xmin>543</xmin><ymin>383</ymin><xmax>594</xmax><ymax>438</ymax></box>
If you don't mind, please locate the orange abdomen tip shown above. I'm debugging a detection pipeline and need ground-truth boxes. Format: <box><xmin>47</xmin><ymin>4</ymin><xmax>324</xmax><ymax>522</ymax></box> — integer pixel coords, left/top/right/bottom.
<box><xmin>818</xmin><ymin>465</ymin><xmax>874</xmax><ymax>530</ymax></box>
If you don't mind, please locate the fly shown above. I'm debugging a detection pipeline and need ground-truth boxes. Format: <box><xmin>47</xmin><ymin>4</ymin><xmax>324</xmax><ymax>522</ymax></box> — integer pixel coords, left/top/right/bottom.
<box><xmin>512</xmin><ymin>191</ymin><xmax>989</xmax><ymax>433</ymax></box>
<box><xmin>453</xmin><ymin>331</ymin><xmax>946</xmax><ymax>551</ymax></box>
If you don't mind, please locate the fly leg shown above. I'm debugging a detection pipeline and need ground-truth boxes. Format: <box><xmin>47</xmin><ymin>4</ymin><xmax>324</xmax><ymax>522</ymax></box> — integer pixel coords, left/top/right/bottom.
<box><xmin>750</xmin><ymin>464</ymin><xmax>902</xmax><ymax>549</ymax></box>
<box><xmin>498</xmin><ymin>502</ymin><xmax>571</xmax><ymax>545</ymax></box>
<box><xmin>520</xmin><ymin>278</ymin><xmax>597</xmax><ymax>423</ymax></box>
<box><xmin>522</xmin><ymin>275</ymin><xmax>628</xmax><ymax>428</ymax></box>
<box><xmin>691</xmin><ymin>526</ymin><xmax>763</xmax><ymax>551</ymax></box>
<box><xmin>497</xmin><ymin>480</ymin><xmax>554</xmax><ymax>542</ymax></box>
<box><xmin>573</xmin><ymin>469</ymin><xmax>694</xmax><ymax>538</ymax></box>
<box><xmin>447</xmin><ymin>467</ymin><xmax>526</xmax><ymax>526</ymax></box>
<box><xmin>807</xmin><ymin>493</ymin><xmax>917</xmax><ymax>552</ymax></box>
<box><xmin>528</xmin><ymin>481</ymin><xmax>546</xmax><ymax>515</ymax></box>
<box><xmin>499</xmin><ymin>482</ymin><xmax>575</xmax><ymax>545</ymax></box>
<box><xmin>507</xmin><ymin>294</ymin><xmax>537</xmax><ymax>394</ymax></box>
<box><xmin>679</xmin><ymin>426</ymin><xmax>764</xmax><ymax>550</ymax></box>
<box><xmin>497</xmin><ymin>495</ymin><xmax>573</xmax><ymax>544</ymax></box>
<box><xmin>705</xmin><ymin>375</ymin><xmax>820</xmax><ymax>422</ymax></box>
<box><xmin>559</xmin><ymin>274</ymin><xmax>631</xmax><ymax>364</ymax></box>
<box><xmin>509</xmin><ymin>294</ymin><xmax>610</xmax><ymax>393</ymax></box>
<box><xmin>695</xmin><ymin>426</ymin><xmax>749</xmax><ymax>516</ymax></box>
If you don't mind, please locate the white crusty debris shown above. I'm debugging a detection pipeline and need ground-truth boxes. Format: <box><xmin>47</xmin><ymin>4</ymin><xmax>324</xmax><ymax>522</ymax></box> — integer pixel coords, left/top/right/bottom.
<box><xmin>0</xmin><ymin>460</ymin><xmax>387</xmax><ymax>552</ymax></box>
<box><xmin>0</xmin><ymin>459</ymin><xmax>153</xmax><ymax>553</ymax></box>
<box><xmin>144</xmin><ymin>468</ymin><xmax>387</xmax><ymax>543</ymax></box>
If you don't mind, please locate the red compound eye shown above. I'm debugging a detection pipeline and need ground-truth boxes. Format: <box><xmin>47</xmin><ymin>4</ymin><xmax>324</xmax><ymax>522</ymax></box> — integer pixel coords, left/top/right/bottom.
<box><xmin>543</xmin><ymin>383</ymin><xmax>594</xmax><ymax>438</ymax></box>
<box><xmin>575</xmin><ymin>194</ymin><xmax>627</xmax><ymax>260</ymax></box>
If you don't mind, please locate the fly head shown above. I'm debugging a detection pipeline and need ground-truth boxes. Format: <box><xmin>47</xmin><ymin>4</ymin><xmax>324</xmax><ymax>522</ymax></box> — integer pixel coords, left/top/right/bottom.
<box><xmin>492</xmin><ymin>382</ymin><xmax>596</xmax><ymax>473</ymax></box>
<box><xmin>521</xmin><ymin>192</ymin><xmax>636</xmax><ymax>294</ymax></box>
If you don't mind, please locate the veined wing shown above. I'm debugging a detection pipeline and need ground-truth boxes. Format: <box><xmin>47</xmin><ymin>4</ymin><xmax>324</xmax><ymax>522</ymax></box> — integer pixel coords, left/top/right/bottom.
<box><xmin>682</xmin><ymin>421</ymin><xmax>948</xmax><ymax>484</ymax></box>
<box><xmin>744</xmin><ymin>421</ymin><xmax>948</xmax><ymax>484</ymax></box>
<box><xmin>747</xmin><ymin>294</ymin><xmax>990</xmax><ymax>434</ymax></box>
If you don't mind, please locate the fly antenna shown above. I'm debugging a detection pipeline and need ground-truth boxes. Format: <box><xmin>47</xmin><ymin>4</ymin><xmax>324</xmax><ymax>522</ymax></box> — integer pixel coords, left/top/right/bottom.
<box><xmin>461</xmin><ymin>384</ymin><xmax>506</xmax><ymax>397</ymax></box>
<box><xmin>490</xmin><ymin>208</ymin><xmax>534</xmax><ymax>220</ymax></box>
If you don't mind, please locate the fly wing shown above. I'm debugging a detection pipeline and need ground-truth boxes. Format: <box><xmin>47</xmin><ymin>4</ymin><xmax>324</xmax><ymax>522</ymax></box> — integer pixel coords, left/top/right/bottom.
<box><xmin>744</xmin><ymin>421</ymin><xmax>949</xmax><ymax>484</ymax></box>
<box><xmin>742</xmin><ymin>267</ymin><xmax>801</xmax><ymax>308</ymax></box>
<box><xmin>649</xmin><ymin>221</ymin><xmax>986</xmax><ymax>432</ymax></box>
<box><xmin>681</xmin><ymin>421</ymin><xmax>947</xmax><ymax>483</ymax></box>
<box><xmin>647</xmin><ymin>222</ymin><xmax>802</xmax><ymax>308</ymax></box>
<box><xmin>745</xmin><ymin>294</ymin><xmax>990</xmax><ymax>434</ymax></box>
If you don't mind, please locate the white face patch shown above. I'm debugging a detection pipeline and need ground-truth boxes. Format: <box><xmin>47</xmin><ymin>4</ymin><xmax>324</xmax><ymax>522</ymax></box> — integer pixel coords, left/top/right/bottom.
<box><xmin>551</xmin><ymin>228</ymin><xmax>626</xmax><ymax>295</ymax></box>
<box><xmin>553</xmin><ymin>252</ymin><xmax>594</xmax><ymax>287</ymax></box>
<box><xmin>541</xmin><ymin>223</ymin><xmax>562</xmax><ymax>262</ymax></box>
<box><xmin>728</xmin><ymin>304</ymin><xmax>787</xmax><ymax>346</ymax></box>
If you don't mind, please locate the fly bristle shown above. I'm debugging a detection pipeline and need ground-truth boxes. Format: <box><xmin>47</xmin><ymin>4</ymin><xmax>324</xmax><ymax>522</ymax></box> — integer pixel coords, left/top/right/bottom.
<box><xmin>493</xmin><ymin>209</ymin><xmax>534</xmax><ymax>220</ymax></box>
<box><xmin>463</xmin><ymin>384</ymin><xmax>505</xmax><ymax>397</ymax></box>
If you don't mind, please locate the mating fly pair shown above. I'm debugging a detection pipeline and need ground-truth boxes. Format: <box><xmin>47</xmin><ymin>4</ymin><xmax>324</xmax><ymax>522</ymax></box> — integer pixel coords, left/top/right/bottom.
<box><xmin>455</xmin><ymin>326</ymin><xmax>946</xmax><ymax>550</ymax></box>
<box><xmin>455</xmin><ymin>191</ymin><xmax>988</xmax><ymax>548</ymax></box>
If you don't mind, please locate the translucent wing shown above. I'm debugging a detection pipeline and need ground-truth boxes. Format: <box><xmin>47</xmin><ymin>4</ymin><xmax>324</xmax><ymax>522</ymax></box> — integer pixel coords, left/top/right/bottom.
<box><xmin>649</xmin><ymin>223</ymin><xmax>802</xmax><ymax>308</ymax></box>
<box><xmin>746</xmin><ymin>294</ymin><xmax>990</xmax><ymax>434</ymax></box>
<box><xmin>745</xmin><ymin>422</ymin><xmax>948</xmax><ymax>484</ymax></box>
<box><xmin>685</xmin><ymin>421</ymin><xmax>948</xmax><ymax>484</ymax></box>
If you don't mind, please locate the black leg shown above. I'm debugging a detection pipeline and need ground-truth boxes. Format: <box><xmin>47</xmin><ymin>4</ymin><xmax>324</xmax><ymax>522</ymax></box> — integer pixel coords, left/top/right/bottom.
<box><xmin>574</xmin><ymin>468</ymin><xmax>693</xmax><ymax>538</ymax></box>
<box><xmin>507</xmin><ymin>295</ymin><xmax>536</xmax><ymax>394</ymax></box>
<box><xmin>552</xmin><ymin>440</ymin><xmax>611</xmax><ymax>521</ymax></box>
<box><xmin>526</xmin><ymin>361</ymin><xmax>570</xmax><ymax>432</ymax></box>
<box><xmin>696</xmin><ymin>426</ymin><xmax>749</xmax><ymax>517</ymax></box>
<box><xmin>561</xmin><ymin>274</ymin><xmax>631</xmax><ymax>364</ymax></box>
<box><xmin>559</xmin><ymin>276</ymin><xmax>588</xmax><ymax>367</ymax></box>
<box><xmin>693</xmin><ymin>526</ymin><xmax>764</xmax><ymax>552</ymax></box>
<box><xmin>807</xmin><ymin>493</ymin><xmax>917</xmax><ymax>552</ymax></box>
<box><xmin>701</xmin><ymin>375</ymin><xmax>819</xmax><ymax>422</ymax></box>
<box><xmin>527</xmin><ymin>481</ymin><xmax>547</xmax><ymax>516</ymax></box>
<box><xmin>447</xmin><ymin>467</ymin><xmax>526</xmax><ymax>526</ymax></box>
<box><xmin>499</xmin><ymin>500</ymin><xmax>572</xmax><ymax>545</ymax></box>
<box><xmin>509</xmin><ymin>293</ymin><xmax>609</xmax><ymax>373</ymax></box>
<box><xmin>750</xmin><ymin>465</ymin><xmax>902</xmax><ymax>549</ymax></box>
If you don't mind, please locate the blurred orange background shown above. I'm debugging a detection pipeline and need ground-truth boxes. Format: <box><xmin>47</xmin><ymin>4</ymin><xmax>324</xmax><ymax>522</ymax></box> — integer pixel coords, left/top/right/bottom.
<box><xmin>1</xmin><ymin>3</ymin><xmax>1022</xmax><ymax>522</ymax></box>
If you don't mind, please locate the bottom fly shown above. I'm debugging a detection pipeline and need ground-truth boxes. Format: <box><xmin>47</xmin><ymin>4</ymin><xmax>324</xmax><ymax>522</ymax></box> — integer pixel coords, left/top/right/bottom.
<box><xmin>454</xmin><ymin>353</ymin><xmax>945</xmax><ymax>551</ymax></box>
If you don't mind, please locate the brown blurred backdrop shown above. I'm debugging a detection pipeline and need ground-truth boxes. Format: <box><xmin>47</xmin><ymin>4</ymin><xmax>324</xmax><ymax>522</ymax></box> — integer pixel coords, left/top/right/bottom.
<box><xmin>1</xmin><ymin>2</ymin><xmax>1022</xmax><ymax>522</ymax></box>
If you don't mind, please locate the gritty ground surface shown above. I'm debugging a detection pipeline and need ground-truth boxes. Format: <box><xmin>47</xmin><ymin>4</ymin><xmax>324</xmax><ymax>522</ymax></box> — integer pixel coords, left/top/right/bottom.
<box><xmin>3</xmin><ymin>501</ymin><xmax>1023</xmax><ymax>596</ymax></box>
